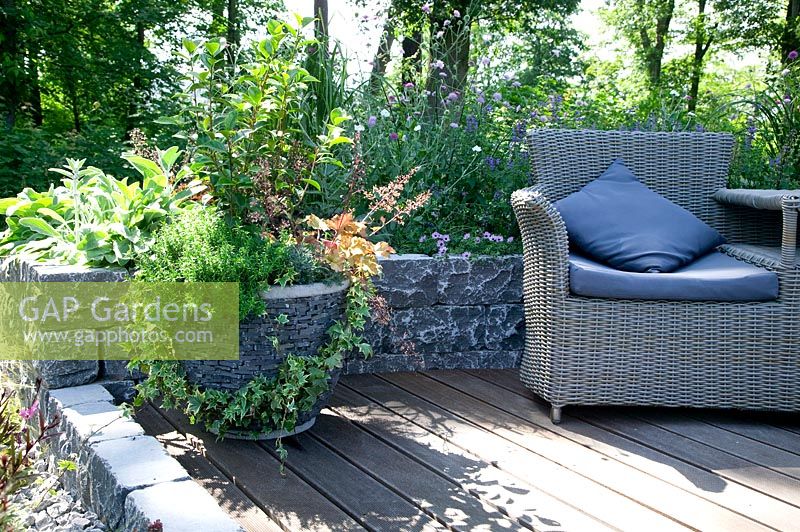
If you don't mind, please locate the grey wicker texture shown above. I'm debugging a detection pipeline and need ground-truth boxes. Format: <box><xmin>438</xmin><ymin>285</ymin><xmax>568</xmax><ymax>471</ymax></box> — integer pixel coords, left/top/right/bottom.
<box><xmin>713</xmin><ymin>188</ymin><xmax>800</xmax><ymax>211</ymax></box>
<box><xmin>182</xmin><ymin>282</ymin><xmax>347</xmax><ymax>393</ymax></box>
<box><xmin>511</xmin><ymin>129</ymin><xmax>800</xmax><ymax>419</ymax></box>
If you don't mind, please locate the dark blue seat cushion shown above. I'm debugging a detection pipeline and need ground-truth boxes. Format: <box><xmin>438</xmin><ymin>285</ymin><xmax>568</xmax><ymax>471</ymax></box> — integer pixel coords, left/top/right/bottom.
<box><xmin>555</xmin><ymin>159</ymin><xmax>726</xmax><ymax>273</ymax></box>
<box><xmin>569</xmin><ymin>251</ymin><xmax>779</xmax><ymax>302</ymax></box>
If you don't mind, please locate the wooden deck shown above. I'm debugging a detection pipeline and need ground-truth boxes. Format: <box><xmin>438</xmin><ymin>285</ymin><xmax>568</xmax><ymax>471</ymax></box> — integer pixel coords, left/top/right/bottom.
<box><xmin>135</xmin><ymin>370</ymin><xmax>800</xmax><ymax>531</ymax></box>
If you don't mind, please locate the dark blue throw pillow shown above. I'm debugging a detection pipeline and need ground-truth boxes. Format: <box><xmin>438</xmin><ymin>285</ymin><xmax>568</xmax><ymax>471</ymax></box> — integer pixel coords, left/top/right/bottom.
<box><xmin>555</xmin><ymin>159</ymin><xmax>726</xmax><ymax>273</ymax></box>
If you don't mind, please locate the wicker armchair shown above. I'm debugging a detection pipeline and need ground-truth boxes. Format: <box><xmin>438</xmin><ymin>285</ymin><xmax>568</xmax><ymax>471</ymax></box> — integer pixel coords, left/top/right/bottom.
<box><xmin>511</xmin><ymin>129</ymin><xmax>800</xmax><ymax>423</ymax></box>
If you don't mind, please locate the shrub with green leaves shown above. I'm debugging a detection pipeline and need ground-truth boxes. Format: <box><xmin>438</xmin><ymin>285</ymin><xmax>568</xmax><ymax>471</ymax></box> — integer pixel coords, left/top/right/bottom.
<box><xmin>160</xmin><ymin>16</ymin><xmax>352</xmax><ymax>230</ymax></box>
<box><xmin>732</xmin><ymin>55</ymin><xmax>800</xmax><ymax>189</ymax></box>
<box><xmin>135</xmin><ymin>206</ymin><xmax>339</xmax><ymax>318</ymax></box>
<box><xmin>0</xmin><ymin>147</ymin><xmax>203</xmax><ymax>267</ymax></box>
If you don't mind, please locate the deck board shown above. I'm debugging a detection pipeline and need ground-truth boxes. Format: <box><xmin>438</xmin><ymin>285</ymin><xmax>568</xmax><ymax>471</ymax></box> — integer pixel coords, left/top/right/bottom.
<box><xmin>469</xmin><ymin>370</ymin><xmax>800</xmax><ymax>531</ymax></box>
<box><xmin>400</xmin><ymin>371</ymin><xmax>768</xmax><ymax>532</ymax></box>
<box><xmin>135</xmin><ymin>405</ymin><xmax>284</xmax><ymax>532</ymax></box>
<box><xmin>256</xmin><ymin>433</ymin><xmax>446</xmax><ymax>531</ymax></box>
<box><xmin>154</xmin><ymin>404</ymin><xmax>365</xmax><ymax>532</ymax></box>
<box><xmin>348</xmin><ymin>374</ymin><xmax>684</xmax><ymax>531</ymax></box>
<box><xmin>136</xmin><ymin>370</ymin><xmax>800</xmax><ymax>531</ymax></box>
<box><xmin>308</xmin><ymin>410</ymin><xmax>523</xmax><ymax>531</ymax></box>
<box><xmin>330</xmin><ymin>384</ymin><xmax>611</xmax><ymax>532</ymax></box>
<box><xmin>695</xmin><ymin>414</ymin><xmax>800</xmax><ymax>456</ymax></box>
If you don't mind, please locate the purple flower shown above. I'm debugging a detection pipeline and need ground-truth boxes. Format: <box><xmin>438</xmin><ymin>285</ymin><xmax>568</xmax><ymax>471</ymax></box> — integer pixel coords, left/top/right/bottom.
<box><xmin>422</xmin><ymin>2</ymin><xmax>431</xmax><ymax>14</ymax></box>
<box><xmin>367</xmin><ymin>116</ymin><xmax>377</xmax><ymax>127</ymax></box>
<box><xmin>480</xmin><ymin>57</ymin><xmax>490</xmax><ymax>67</ymax></box>
<box><xmin>453</xmin><ymin>9</ymin><xmax>461</xmax><ymax>17</ymax></box>
<box><xmin>446</xmin><ymin>91</ymin><xmax>459</xmax><ymax>102</ymax></box>
<box><xmin>432</xmin><ymin>231</ymin><xmax>441</xmax><ymax>239</ymax></box>
<box><xmin>404</xmin><ymin>82</ymin><xmax>415</xmax><ymax>88</ymax></box>
<box><xmin>465</xmin><ymin>115</ymin><xmax>478</xmax><ymax>133</ymax></box>
<box><xmin>511</xmin><ymin>120</ymin><xmax>527</xmax><ymax>143</ymax></box>
<box><xmin>450</xmin><ymin>122</ymin><xmax>459</xmax><ymax>128</ymax></box>
<box><xmin>389</xmin><ymin>132</ymin><xmax>399</xmax><ymax>141</ymax></box>
<box><xmin>476</xmin><ymin>95</ymin><xmax>485</xmax><ymax>105</ymax></box>
<box><xmin>493</xmin><ymin>92</ymin><xmax>502</xmax><ymax>102</ymax></box>
<box><xmin>483</xmin><ymin>231</ymin><xmax>492</xmax><ymax>238</ymax></box>
<box><xmin>442</xmin><ymin>234</ymin><xmax>450</xmax><ymax>242</ymax></box>
<box><xmin>463</xmin><ymin>233</ymin><xmax>471</xmax><ymax>239</ymax></box>
<box><xmin>433</xmin><ymin>59</ymin><xmax>445</xmax><ymax>70</ymax></box>
<box><xmin>19</xmin><ymin>400</ymin><xmax>39</xmax><ymax>421</ymax></box>
<box><xmin>474</xmin><ymin>237</ymin><xmax>481</xmax><ymax>243</ymax></box>
<box><xmin>485</xmin><ymin>156</ymin><xmax>498</xmax><ymax>171</ymax></box>
<box><xmin>388</xmin><ymin>95</ymin><xmax>396</xmax><ymax>103</ymax></box>
<box><xmin>419</xmin><ymin>235</ymin><xmax>427</xmax><ymax>243</ymax></box>
<box><xmin>790</xmin><ymin>50</ymin><xmax>798</xmax><ymax>61</ymax></box>
<box><xmin>506</xmin><ymin>237</ymin><xmax>514</xmax><ymax>243</ymax></box>
<box><xmin>462</xmin><ymin>251</ymin><xmax>471</xmax><ymax>258</ymax></box>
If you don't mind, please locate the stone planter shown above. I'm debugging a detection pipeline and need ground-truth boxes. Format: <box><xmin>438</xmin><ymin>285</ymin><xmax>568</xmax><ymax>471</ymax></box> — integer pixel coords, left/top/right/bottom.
<box><xmin>182</xmin><ymin>280</ymin><xmax>349</xmax><ymax>439</ymax></box>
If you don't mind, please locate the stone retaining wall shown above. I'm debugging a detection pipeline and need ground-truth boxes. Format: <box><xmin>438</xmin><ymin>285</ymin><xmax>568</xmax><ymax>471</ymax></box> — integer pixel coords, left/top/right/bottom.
<box><xmin>45</xmin><ymin>384</ymin><xmax>242</xmax><ymax>530</ymax></box>
<box><xmin>0</xmin><ymin>258</ymin><xmax>132</xmax><ymax>388</ymax></box>
<box><xmin>346</xmin><ymin>254</ymin><xmax>524</xmax><ymax>374</ymax></box>
<box><xmin>2</xmin><ymin>254</ymin><xmax>525</xmax><ymax>385</ymax></box>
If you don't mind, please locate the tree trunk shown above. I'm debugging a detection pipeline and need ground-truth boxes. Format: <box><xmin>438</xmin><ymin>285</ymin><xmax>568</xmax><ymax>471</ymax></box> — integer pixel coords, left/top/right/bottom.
<box><xmin>782</xmin><ymin>0</ymin><xmax>800</xmax><ymax>61</ymax></box>
<box><xmin>29</xmin><ymin>54</ymin><xmax>42</xmax><ymax>126</ymax></box>
<box><xmin>226</xmin><ymin>0</ymin><xmax>238</xmax><ymax>49</ymax></box>
<box><xmin>688</xmin><ymin>0</ymin><xmax>713</xmax><ymax>113</ymax></box>
<box><xmin>370</xmin><ymin>19</ymin><xmax>394</xmax><ymax>92</ymax></box>
<box><xmin>636</xmin><ymin>0</ymin><xmax>675</xmax><ymax>87</ymax></box>
<box><xmin>210</xmin><ymin>0</ymin><xmax>225</xmax><ymax>36</ymax></box>
<box><xmin>401</xmin><ymin>30</ymin><xmax>422</xmax><ymax>86</ymax></box>
<box><xmin>1</xmin><ymin>0</ymin><xmax>20</xmax><ymax>129</ymax></box>
<box><xmin>126</xmin><ymin>20</ymin><xmax>145</xmax><ymax>135</ymax></box>
<box><xmin>426</xmin><ymin>17</ymin><xmax>471</xmax><ymax>115</ymax></box>
<box><xmin>314</xmin><ymin>0</ymin><xmax>328</xmax><ymax>42</ymax></box>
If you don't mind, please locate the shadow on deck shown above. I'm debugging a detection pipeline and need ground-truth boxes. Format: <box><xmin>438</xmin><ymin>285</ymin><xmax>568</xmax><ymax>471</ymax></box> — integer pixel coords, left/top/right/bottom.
<box><xmin>136</xmin><ymin>369</ymin><xmax>800</xmax><ymax>531</ymax></box>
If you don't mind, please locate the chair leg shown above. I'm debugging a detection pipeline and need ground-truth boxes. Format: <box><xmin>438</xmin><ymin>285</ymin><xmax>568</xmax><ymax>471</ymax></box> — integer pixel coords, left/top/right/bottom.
<box><xmin>550</xmin><ymin>406</ymin><xmax>562</xmax><ymax>424</ymax></box>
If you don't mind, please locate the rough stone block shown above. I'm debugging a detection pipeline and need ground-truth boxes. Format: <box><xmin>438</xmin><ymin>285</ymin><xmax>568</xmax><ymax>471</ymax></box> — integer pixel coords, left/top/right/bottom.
<box><xmin>29</xmin><ymin>263</ymin><xmax>129</xmax><ymax>283</ymax></box>
<box><xmin>49</xmin><ymin>384</ymin><xmax>114</xmax><ymax>409</ymax></box>
<box><xmin>100</xmin><ymin>379</ymin><xmax>137</xmax><ymax>404</ymax></box>
<box><xmin>387</xmin><ymin>306</ymin><xmax>485</xmax><ymax>354</ymax></box>
<box><xmin>375</xmin><ymin>255</ymin><xmax>439</xmax><ymax>308</ymax></box>
<box><xmin>86</xmin><ymin>436</ymin><xmax>189</xmax><ymax>528</ymax></box>
<box><xmin>485</xmin><ymin>304</ymin><xmax>525</xmax><ymax>351</ymax></box>
<box><xmin>62</xmin><ymin>401</ymin><xmax>144</xmax><ymax>445</ymax></box>
<box><xmin>345</xmin><ymin>352</ymin><xmax>425</xmax><ymax>374</ymax></box>
<box><xmin>100</xmin><ymin>360</ymin><xmax>141</xmax><ymax>380</ymax></box>
<box><xmin>438</xmin><ymin>255</ymin><xmax>523</xmax><ymax>305</ymax></box>
<box><xmin>422</xmin><ymin>351</ymin><xmax>521</xmax><ymax>370</ymax></box>
<box><xmin>124</xmin><ymin>480</ymin><xmax>243</xmax><ymax>532</ymax></box>
<box><xmin>34</xmin><ymin>360</ymin><xmax>99</xmax><ymax>389</ymax></box>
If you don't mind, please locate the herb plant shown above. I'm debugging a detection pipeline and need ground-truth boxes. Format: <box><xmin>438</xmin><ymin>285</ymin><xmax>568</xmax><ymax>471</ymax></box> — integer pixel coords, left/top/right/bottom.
<box><xmin>135</xmin><ymin>206</ymin><xmax>339</xmax><ymax>318</ymax></box>
<box><xmin>0</xmin><ymin>147</ymin><xmax>203</xmax><ymax>267</ymax></box>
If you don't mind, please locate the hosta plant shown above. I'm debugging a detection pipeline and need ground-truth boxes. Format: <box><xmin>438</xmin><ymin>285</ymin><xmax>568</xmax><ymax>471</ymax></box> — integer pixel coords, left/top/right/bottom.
<box><xmin>0</xmin><ymin>147</ymin><xmax>204</xmax><ymax>267</ymax></box>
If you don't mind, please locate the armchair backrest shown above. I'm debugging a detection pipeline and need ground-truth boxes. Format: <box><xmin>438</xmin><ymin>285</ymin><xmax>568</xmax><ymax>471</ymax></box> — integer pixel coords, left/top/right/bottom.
<box><xmin>527</xmin><ymin>129</ymin><xmax>734</xmax><ymax>230</ymax></box>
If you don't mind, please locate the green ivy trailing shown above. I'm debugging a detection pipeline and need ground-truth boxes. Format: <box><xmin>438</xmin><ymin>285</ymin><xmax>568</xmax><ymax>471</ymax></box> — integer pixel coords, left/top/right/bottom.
<box><xmin>129</xmin><ymin>278</ymin><xmax>374</xmax><ymax>463</ymax></box>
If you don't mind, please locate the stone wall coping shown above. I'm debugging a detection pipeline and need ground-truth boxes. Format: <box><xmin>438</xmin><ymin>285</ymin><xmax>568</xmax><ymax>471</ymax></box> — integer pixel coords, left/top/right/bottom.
<box><xmin>47</xmin><ymin>384</ymin><xmax>243</xmax><ymax>531</ymax></box>
<box><xmin>260</xmin><ymin>280</ymin><xmax>349</xmax><ymax>300</ymax></box>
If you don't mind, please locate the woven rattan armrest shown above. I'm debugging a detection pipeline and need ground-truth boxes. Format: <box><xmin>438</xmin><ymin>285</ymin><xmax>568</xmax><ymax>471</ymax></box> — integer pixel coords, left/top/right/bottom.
<box><xmin>510</xmin><ymin>186</ymin><xmax>570</xmax><ymax>297</ymax></box>
<box><xmin>714</xmin><ymin>188</ymin><xmax>800</xmax><ymax>268</ymax></box>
